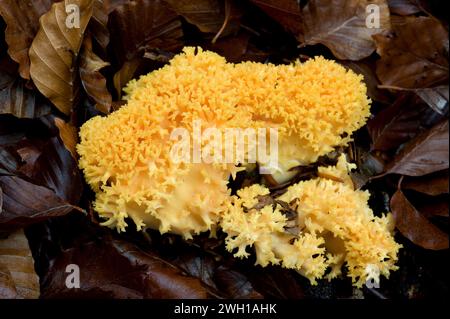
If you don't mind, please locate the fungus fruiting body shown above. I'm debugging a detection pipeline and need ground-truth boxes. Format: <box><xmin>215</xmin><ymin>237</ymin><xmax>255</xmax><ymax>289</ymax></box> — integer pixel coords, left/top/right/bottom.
<box><xmin>77</xmin><ymin>47</ymin><xmax>400</xmax><ymax>286</ymax></box>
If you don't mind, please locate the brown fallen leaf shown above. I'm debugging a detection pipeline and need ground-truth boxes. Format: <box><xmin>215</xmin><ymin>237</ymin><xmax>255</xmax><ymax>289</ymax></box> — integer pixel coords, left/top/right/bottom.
<box><xmin>113</xmin><ymin>58</ymin><xmax>141</xmax><ymax>100</ymax></box>
<box><xmin>79</xmin><ymin>34</ymin><xmax>112</xmax><ymax>114</ymax></box>
<box><xmin>0</xmin><ymin>260</ymin><xmax>17</xmax><ymax>298</ymax></box>
<box><xmin>54</xmin><ymin>117</ymin><xmax>79</xmax><ymax>160</ymax></box>
<box><xmin>249</xmin><ymin>0</ymin><xmax>302</xmax><ymax>36</ymax></box>
<box><xmin>0</xmin><ymin>229</ymin><xmax>40</xmax><ymax>298</ymax></box>
<box><xmin>89</xmin><ymin>0</ymin><xmax>110</xmax><ymax>50</ymax></box>
<box><xmin>29</xmin><ymin>0</ymin><xmax>94</xmax><ymax>115</ymax></box>
<box><xmin>367</xmin><ymin>93</ymin><xmax>436</xmax><ymax>151</ymax></box>
<box><xmin>391</xmin><ymin>188</ymin><xmax>448</xmax><ymax>250</ymax></box>
<box><xmin>0</xmin><ymin>70</ymin><xmax>52</xmax><ymax>119</ymax></box>
<box><xmin>402</xmin><ymin>170</ymin><xmax>449</xmax><ymax>196</ymax></box>
<box><xmin>380</xmin><ymin>120</ymin><xmax>448</xmax><ymax>177</ymax></box>
<box><xmin>109</xmin><ymin>0</ymin><xmax>183</xmax><ymax>66</ymax></box>
<box><xmin>165</xmin><ymin>0</ymin><xmax>242</xmax><ymax>38</ymax></box>
<box><xmin>41</xmin><ymin>236</ymin><xmax>211</xmax><ymax>298</ymax></box>
<box><xmin>0</xmin><ymin>0</ymin><xmax>56</xmax><ymax>79</ymax></box>
<box><xmin>298</xmin><ymin>0</ymin><xmax>390</xmax><ymax>60</ymax></box>
<box><xmin>374</xmin><ymin>17</ymin><xmax>449</xmax><ymax>110</ymax></box>
<box><xmin>0</xmin><ymin>176</ymin><xmax>77</xmax><ymax>231</ymax></box>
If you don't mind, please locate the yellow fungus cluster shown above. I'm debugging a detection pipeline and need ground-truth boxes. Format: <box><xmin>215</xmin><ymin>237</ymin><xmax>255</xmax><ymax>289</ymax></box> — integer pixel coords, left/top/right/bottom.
<box><xmin>77</xmin><ymin>47</ymin><xmax>399</xmax><ymax>286</ymax></box>
<box><xmin>221</xmin><ymin>155</ymin><xmax>401</xmax><ymax>287</ymax></box>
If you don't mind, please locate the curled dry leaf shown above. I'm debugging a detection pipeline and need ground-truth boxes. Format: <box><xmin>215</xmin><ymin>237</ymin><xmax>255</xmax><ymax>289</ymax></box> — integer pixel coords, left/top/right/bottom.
<box><xmin>79</xmin><ymin>34</ymin><xmax>112</xmax><ymax>114</ymax></box>
<box><xmin>0</xmin><ymin>0</ymin><xmax>56</xmax><ymax>79</ymax></box>
<box><xmin>249</xmin><ymin>0</ymin><xmax>302</xmax><ymax>36</ymax></box>
<box><xmin>0</xmin><ymin>229</ymin><xmax>40</xmax><ymax>299</ymax></box>
<box><xmin>298</xmin><ymin>0</ymin><xmax>390</xmax><ymax>60</ymax></box>
<box><xmin>29</xmin><ymin>0</ymin><xmax>94</xmax><ymax>115</ymax></box>
<box><xmin>391</xmin><ymin>189</ymin><xmax>448</xmax><ymax>250</ymax></box>
<box><xmin>113</xmin><ymin>58</ymin><xmax>140</xmax><ymax>99</ymax></box>
<box><xmin>0</xmin><ymin>116</ymin><xmax>82</xmax><ymax>231</ymax></box>
<box><xmin>374</xmin><ymin>17</ymin><xmax>449</xmax><ymax>111</ymax></box>
<box><xmin>367</xmin><ymin>93</ymin><xmax>436</xmax><ymax>151</ymax></box>
<box><xmin>164</xmin><ymin>0</ymin><xmax>242</xmax><ymax>38</ymax></box>
<box><xmin>381</xmin><ymin>120</ymin><xmax>449</xmax><ymax>177</ymax></box>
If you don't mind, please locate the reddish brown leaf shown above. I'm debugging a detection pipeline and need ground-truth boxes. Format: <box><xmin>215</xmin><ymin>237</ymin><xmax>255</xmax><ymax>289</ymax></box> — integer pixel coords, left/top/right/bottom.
<box><xmin>41</xmin><ymin>236</ymin><xmax>210</xmax><ymax>298</ymax></box>
<box><xmin>381</xmin><ymin>120</ymin><xmax>449</xmax><ymax>176</ymax></box>
<box><xmin>113</xmin><ymin>58</ymin><xmax>141</xmax><ymax>99</ymax></box>
<box><xmin>418</xmin><ymin>200</ymin><xmax>449</xmax><ymax>218</ymax></box>
<box><xmin>109</xmin><ymin>0</ymin><xmax>183</xmax><ymax>66</ymax></box>
<box><xmin>402</xmin><ymin>170</ymin><xmax>449</xmax><ymax>196</ymax></box>
<box><xmin>391</xmin><ymin>189</ymin><xmax>448</xmax><ymax>250</ymax></box>
<box><xmin>298</xmin><ymin>0</ymin><xmax>390</xmax><ymax>60</ymax></box>
<box><xmin>54</xmin><ymin>117</ymin><xmax>79</xmax><ymax>160</ymax></box>
<box><xmin>0</xmin><ymin>176</ymin><xmax>76</xmax><ymax>231</ymax></box>
<box><xmin>89</xmin><ymin>0</ymin><xmax>110</xmax><ymax>50</ymax></box>
<box><xmin>0</xmin><ymin>0</ymin><xmax>56</xmax><ymax>79</ymax></box>
<box><xmin>374</xmin><ymin>17</ymin><xmax>448</xmax><ymax>89</ymax></box>
<box><xmin>249</xmin><ymin>0</ymin><xmax>302</xmax><ymax>35</ymax></box>
<box><xmin>165</xmin><ymin>0</ymin><xmax>242</xmax><ymax>38</ymax></box>
<box><xmin>367</xmin><ymin>94</ymin><xmax>435</xmax><ymax>151</ymax></box>
<box><xmin>79</xmin><ymin>35</ymin><xmax>112</xmax><ymax>114</ymax></box>
<box><xmin>0</xmin><ymin>57</ymin><xmax>52</xmax><ymax>118</ymax></box>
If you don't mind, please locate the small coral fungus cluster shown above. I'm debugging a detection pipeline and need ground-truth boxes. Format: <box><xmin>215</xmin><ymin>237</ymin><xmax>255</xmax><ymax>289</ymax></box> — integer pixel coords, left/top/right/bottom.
<box><xmin>77</xmin><ymin>47</ymin><xmax>401</xmax><ymax>287</ymax></box>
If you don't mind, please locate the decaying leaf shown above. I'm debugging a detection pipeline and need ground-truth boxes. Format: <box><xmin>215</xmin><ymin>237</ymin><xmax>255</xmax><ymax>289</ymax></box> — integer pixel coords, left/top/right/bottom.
<box><xmin>249</xmin><ymin>0</ymin><xmax>302</xmax><ymax>36</ymax></box>
<box><xmin>79</xmin><ymin>34</ymin><xmax>112</xmax><ymax>114</ymax></box>
<box><xmin>29</xmin><ymin>0</ymin><xmax>94</xmax><ymax>115</ymax></box>
<box><xmin>367</xmin><ymin>93</ymin><xmax>436</xmax><ymax>151</ymax></box>
<box><xmin>113</xmin><ymin>58</ymin><xmax>141</xmax><ymax>99</ymax></box>
<box><xmin>41</xmin><ymin>236</ymin><xmax>211</xmax><ymax>298</ymax></box>
<box><xmin>374</xmin><ymin>17</ymin><xmax>449</xmax><ymax>102</ymax></box>
<box><xmin>109</xmin><ymin>0</ymin><xmax>183</xmax><ymax>66</ymax></box>
<box><xmin>402</xmin><ymin>170</ymin><xmax>449</xmax><ymax>196</ymax></box>
<box><xmin>0</xmin><ymin>0</ymin><xmax>56</xmax><ymax>79</ymax></box>
<box><xmin>89</xmin><ymin>0</ymin><xmax>110</xmax><ymax>50</ymax></box>
<box><xmin>0</xmin><ymin>229</ymin><xmax>40</xmax><ymax>298</ymax></box>
<box><xmin>381</xmin><ymin>120</ymin><xmax>449</xmax><ymax>177</ymax></box>
<box><xmin>165</xmin><ymin>0</ymin><xmax>242</xmax><ymax>37</ymax></box>
<box><xmin>54</xmin><ymin>117</ymin><xmax>79</xmax><ymax>159</ymax></box>
<box><xmin>391</xmin><ymin>188</ymin><xmax>448</xmax><ymax>250</ymax></box>
<box><xmin>0</xmin><ymin>71</ymin><xmax>52</xmax><ymax>119</ymax></box>
<box><xmin>298</xmin><ymin>0</ymin><xmax>390</xmax><ymax>60</ymax></box>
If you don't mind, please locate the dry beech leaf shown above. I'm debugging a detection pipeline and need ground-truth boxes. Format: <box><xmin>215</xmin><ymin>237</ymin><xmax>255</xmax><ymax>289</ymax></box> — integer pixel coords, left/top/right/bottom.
<box><xmin>41</xmin><ymin>236</ymin><xmax>211</xmax><ymax>298</ymax></box>
<box><xmin>381</xmin><ymin>120</ymin><xmax>448</xmax><ymax>177</ymax></box>
<box><xmin>54</xmin><ymin>117</ymin><xmax>79</xmax><ymax>159</ymax></box>
<box><xmin>367</xmin><ymin>94</ymin><xmax>436</xmax><ymax>151</ymax></box>
<box><xmin>0</xmin><ymin>229</ymin><xmax>40</xmax><ymax>299</ymax></box>
<box><xmin>79</xmin><ymin>34</ymin><xmax>112</xmax><ymax>114</ymax></box>
<box><xmin>298</xmin><ymin>0</ymin><xmax>390</xmax><ymax>60</ymax></box>
<box><xmin>0</xmin><ymin>72</ymin><xmax>52</xmax><ymax>119</ymax></box>
<box><xmin>29</xmin><ymin>0</ymin><xmax>94</xmax><ymax>115</ymax></box>
<box><xmin>109</xmin><ymin>0</ymin><xmax>183</xmax><ymax>66</ymax></box>
<box><xmin>0</xmin><ymin>176</ymin><xmax>77</xmax><ymax>231</ymax></box>
<box><xmin>0</xmin><ymin>0</ymin><xmax>56</xmax><ymax>79</ymax></box>
<box><xmin>165</xmin><ymin>0</ymin><xmax>242</xmax><ymax>36</ymax></box>
<box><xmin>374</xmin><ymin>17</ymin><xmax>448</xmax><ymax>89</ymax></box>
<box><xmin>391</xmin><ymin>189</ymin><xmax>448</xmax><ymax>250</ymax></box>
<box><xmin>249</xmin><ymin>0</ymin><xmax>302</xmax><ymax>35</ymax></box>
<box><xmin>113</xmin><ymin>58</ymin><xmax>140</xmax><ymax>99</ymax></box>
<box><xmin>89</xmin><ymin>0</ymin><xmax>110</xmax><ymax>50</ymax></box>
<box><xmin>402</xmin><ymin>170</ymin><xmax>449</xmax><ymax>196</ymax></box>
<box><xmin>415</xmin><ymin>86</ymin><xmax>449</xmax><ymax>115</ymax></box>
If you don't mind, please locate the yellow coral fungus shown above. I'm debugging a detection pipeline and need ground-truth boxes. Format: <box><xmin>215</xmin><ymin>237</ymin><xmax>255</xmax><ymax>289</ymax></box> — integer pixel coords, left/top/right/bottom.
<box><xmin>77</xmin><ymin>47</ymin><xmax>399</xmax><ymax>286</ymax></box>
<box><xmin>221</xmin><ymin>155</ymin><xmax>401</xmax><ymax>287</ymax></box>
